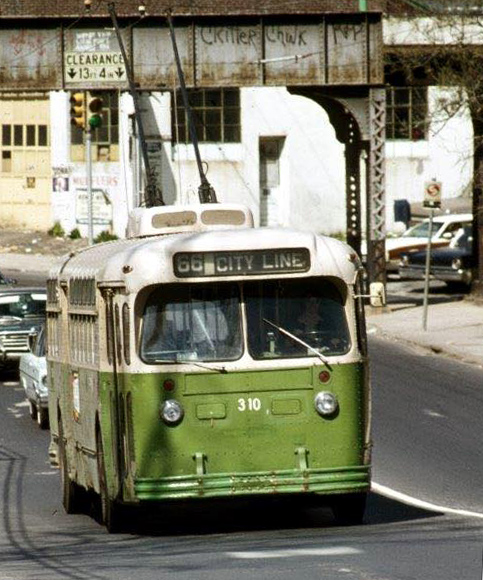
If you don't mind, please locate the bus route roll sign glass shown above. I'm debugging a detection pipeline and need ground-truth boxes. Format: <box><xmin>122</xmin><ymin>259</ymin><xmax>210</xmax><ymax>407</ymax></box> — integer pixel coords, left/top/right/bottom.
<box><xmin>174</xmin><ymin>248</ymin><xmax>311</xmax><ymax>277</ymax></box>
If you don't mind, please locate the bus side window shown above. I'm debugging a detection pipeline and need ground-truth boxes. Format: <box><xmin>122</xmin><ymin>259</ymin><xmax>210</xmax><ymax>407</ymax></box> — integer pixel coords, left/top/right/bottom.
<box><xmin>115</xmin><ymin>304</ymin><xmax>122</xmax><ymax>364</ymax></box>
<box><xmin>122</xmin><ymin>303</ymin><xmax>131</xmax><ymax>365</ymax></box>
<box><xmin>105</xmin><ymin>299</ymin><xmax>113</xmax><ymax>365</ymax></box>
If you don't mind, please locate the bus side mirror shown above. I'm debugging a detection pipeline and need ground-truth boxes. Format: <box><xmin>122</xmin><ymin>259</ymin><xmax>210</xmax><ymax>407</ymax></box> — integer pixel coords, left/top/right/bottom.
<box><xmin>28</xmin><ymin>333</ymin><xmax>37</xmax><ymax>352</ymax></box>
<box><xmin>369</xmin><ymin>282</ymin><xmax>386</xmax><ymax>308</ymax></box>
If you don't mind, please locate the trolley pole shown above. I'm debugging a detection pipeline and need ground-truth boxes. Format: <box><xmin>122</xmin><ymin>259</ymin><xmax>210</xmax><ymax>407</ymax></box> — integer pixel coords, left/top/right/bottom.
<box><xmin>422</xmin><ymin>208</ymin><xmax>434</xmax><ymax>331</ymax></box>
<box><xmin>86</xmin><ymin>127</ymin><xmax>94</xmax><ymax>245</ymax></box>
<box><xmin>166</xmin><ymin>12</ymin><xmax>217</xmax><ymax>204</ymax></box>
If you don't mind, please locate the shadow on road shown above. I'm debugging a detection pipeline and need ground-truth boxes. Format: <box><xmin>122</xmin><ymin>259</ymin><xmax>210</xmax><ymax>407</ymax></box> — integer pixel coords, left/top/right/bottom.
<box><xmin>366</xmin><ymin>492</ymin><xmax>442</xmax><ymax>524</ymax></box>
<box><xmin>109</xmin><ymin>490</ymin><xmax>442</xmax><ymax>536</ymax></box>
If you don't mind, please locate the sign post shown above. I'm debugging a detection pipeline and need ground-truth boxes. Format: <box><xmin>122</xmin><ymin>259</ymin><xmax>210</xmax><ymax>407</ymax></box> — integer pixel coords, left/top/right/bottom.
<box><xmin>422</xmin><ymin>180</ymin><xmax>442</xmax><ymax>330</ymax></box>
<box><xmin>86</xmin><ymin>127</ymin><xmax>93</xmax><ymax>245</ymax></box>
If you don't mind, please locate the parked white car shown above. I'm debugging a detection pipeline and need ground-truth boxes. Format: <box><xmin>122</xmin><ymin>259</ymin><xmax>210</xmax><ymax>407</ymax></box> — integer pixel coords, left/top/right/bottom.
<box><xmin>19</xmin><ymin>326</ymin><xmax>48</xmax><ymax>429</ymax></box>
<box><xmin>362</xmin><ymin>213</ymin><xmax>472</xmax><ymax>271</ymax></box>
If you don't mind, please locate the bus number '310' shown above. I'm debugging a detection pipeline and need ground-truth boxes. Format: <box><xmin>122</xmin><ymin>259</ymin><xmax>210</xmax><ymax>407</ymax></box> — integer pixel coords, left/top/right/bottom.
<box><xmin>237</xmin><ymin>397</ymin><xmax>262</xmax><ymax>411</ymax></box>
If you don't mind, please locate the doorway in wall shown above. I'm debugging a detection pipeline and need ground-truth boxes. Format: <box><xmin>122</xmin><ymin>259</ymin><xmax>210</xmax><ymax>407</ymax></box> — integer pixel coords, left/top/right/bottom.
<box><xmin>259</xmin><ymin>136</ymin><xmax>285</xmax><ymax>227</ymax></box>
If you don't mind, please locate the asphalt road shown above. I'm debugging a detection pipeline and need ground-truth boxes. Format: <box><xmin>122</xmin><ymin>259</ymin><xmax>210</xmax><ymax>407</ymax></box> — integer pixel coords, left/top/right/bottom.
<box><xmin>1</xmin><ymin>338</ymin><xmax>483</xmax><ymax>579</ymax></box>
<box><xmin>371</xmin><ymin>336</ymin><xmax>483</xmax><ymax>512</ymax></box>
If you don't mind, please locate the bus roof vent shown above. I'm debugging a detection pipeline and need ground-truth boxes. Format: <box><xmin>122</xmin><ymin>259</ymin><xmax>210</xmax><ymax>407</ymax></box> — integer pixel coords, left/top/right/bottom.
<box><xmin>126</xmin><ymin>204</ymin><xmax>254</xmax><ymax>238</ymax></box>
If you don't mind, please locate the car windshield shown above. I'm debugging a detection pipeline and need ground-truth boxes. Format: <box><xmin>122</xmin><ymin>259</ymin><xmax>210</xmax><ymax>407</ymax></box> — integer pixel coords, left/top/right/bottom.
<box><xmin>0</xmin><ymin>292</ymin><xmax>46</xmax><ymax>319</ymax></box>
<box><xmin>245</xmin><ymin>279</ymin><xmax>351</xmax><ymax>360</ymax></box>
<box><xmin>140</xmin><ymin>283</ymin><xmax>242</xmax><ymax>363</ymax></box>
<box><xmin>402</xmin><ymin>221</ymin><xmax>442</xmax><ymax>238</ymax></box>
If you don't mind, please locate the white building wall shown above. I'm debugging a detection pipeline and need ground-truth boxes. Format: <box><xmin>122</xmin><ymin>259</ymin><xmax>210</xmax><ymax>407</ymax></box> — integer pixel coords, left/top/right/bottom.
<box><xmin>384</xmin><ymin>16</ymin><xmax>483</xmax><ymax>46</ymax></box>
<box><xmin>50</xmin><ymin>84</ymin><xmax>473</xmax><ymax>241</ymax></box>
<box><xmin>166</xmin><ymin>87</ymin><xmax>346</xmax><ymax>235</ymax></box>
<box><xmin>385</xmin><ymin>86</ymin><xmax>473</xmax><ymax>230</ymax></box>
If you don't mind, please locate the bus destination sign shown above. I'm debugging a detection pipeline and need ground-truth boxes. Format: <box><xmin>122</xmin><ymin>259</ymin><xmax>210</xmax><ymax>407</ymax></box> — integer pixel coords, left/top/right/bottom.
<box><xmin>174</xmin><ymin>248</ymin><xmax>310</xmax><ymax>278</ymax></box>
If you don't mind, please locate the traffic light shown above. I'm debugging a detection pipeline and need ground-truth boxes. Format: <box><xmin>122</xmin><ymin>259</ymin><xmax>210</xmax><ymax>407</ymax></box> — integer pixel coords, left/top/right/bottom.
<box><xmin>70</xmin><ymin>92</ymin><xmax>86</xmax><ymax>129</ymax></box>
<box><xmin>88</xmin><ymin>92</ymin><xmax>104</xmax><ymax>129</ymax></box>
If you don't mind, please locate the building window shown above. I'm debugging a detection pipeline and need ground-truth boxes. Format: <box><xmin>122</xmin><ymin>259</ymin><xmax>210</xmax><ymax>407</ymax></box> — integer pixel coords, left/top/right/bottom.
<box><xmin>71</xmin><ymin>91</ymin><xmax>119</xmax><ymax>162</ymax></box>
<box><xmin>386</xmin><ymin>87</ymin><xmax>428</xmax><ymax>141</ymax></box>
<box><xmin>173</xmin><ymin>88</ymin><xmax>241</xmax><ymax>144</ymax></box>
<box><xmin>0</xmin><ymin>122</ymin><xmax>49</xmax><ymax>173</ymax></box>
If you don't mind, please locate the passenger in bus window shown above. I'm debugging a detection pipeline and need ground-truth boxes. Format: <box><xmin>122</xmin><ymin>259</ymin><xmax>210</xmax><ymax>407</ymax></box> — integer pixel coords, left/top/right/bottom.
<box><xmin>141</xmin><ymin>288</ymin><xmax>241</xmax><ymax>362</ymax></box>
<box><xmin>190</xmin><ymin>300</ymin><xmax>228</xmax><ymax>355</ymax></box>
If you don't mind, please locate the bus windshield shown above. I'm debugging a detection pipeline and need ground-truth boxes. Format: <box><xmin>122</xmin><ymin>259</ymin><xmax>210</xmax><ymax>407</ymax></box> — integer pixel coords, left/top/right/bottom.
<box><xmin>245</xmin><ymin>279</ymin><xmax>350</xmax><ymax>360</ymax></box>
<box><xmin>140</xmin><ymin>284</ymin><xmax>242</xmax><ymax>363</ymax></box>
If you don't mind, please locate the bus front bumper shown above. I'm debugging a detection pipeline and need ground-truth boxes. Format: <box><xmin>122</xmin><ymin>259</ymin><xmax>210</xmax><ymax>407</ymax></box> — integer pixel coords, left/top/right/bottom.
<box><xmin>133</xmin><ymin>466</ymin><xmax>370</xmax><ymax>501</ymax></box>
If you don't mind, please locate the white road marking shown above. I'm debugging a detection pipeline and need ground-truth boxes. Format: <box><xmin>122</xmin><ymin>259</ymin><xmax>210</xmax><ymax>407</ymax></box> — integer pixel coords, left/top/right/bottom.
<box><xmin>6</xmin><ymin>401</ymin><xmax>28</xmax><ymax>418</ymax></box>
<box><xmin>423</xmin><ymin>409</ymin><xmax>445</xmax><ymax>418</ymax></box>
<box><xmin>372</xmin><ymin>481</ymin><xmax>483</xmax><ymax>519</ymax></box>
<box><xmin>33</xmin><ymin>471</ymin><xmax>57</xmax><ymax>476</ymax></box>
<box><xmin>227</xmin><ymin>547</ymin><xmax>361</xmax><ymax>559</ymax></box>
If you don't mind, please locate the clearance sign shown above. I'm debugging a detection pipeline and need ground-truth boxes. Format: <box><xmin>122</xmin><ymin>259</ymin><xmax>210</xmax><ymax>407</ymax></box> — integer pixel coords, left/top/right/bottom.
<box><xmin>64</xmin><ymin>30</ymin><xmax>127</xmax><ymax>87</ymax></box>
<box><xmin>65</xmin><ymin>52</ymin><xmax>126</xmax><ymax>83</ymax></box>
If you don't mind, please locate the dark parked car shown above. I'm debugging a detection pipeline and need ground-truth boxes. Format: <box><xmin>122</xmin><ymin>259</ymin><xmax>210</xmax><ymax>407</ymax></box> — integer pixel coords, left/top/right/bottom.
<box><xmin>0</xmin><ymin>270</ymin><xmax>17</xmax><ymax>285</ymax></box>
<box><xmin>398</xmin><ymin>225</ymin><xmax>474</xmax><ymax>287</ymax></box>
<box><xmin>0</xmin><ymin>288</ymin><xmax>46</xmax><ymax>370</ymax></box>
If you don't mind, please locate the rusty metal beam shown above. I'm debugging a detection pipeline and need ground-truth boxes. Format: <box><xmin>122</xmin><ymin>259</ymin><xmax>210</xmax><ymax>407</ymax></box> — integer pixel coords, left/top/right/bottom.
<box><xmin>0</xmin><ymin>16</ymin><xmax>383</xmax><ymax>91</ymax></box>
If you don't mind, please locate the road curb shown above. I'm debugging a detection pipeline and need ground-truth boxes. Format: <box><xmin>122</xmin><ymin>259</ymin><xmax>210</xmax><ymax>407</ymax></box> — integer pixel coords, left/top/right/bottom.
<box><xmin>368</xmin><ymin>325</ymin><xmax>483</xmax><ymax>369</ymax></box>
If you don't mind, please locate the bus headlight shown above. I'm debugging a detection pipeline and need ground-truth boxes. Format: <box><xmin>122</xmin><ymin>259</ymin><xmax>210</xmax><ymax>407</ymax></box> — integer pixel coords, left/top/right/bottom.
<box><xmin>39</xmin><ymin>375</ymin><xmax>48</xmax><ymax>394</ymax></box>
<box><xmin>314</xmin><ymin>392</ymin><xmax>339</xmax><ymax>417</ymax></box>
<box><xmin>160</xmin><ymin>400</ymin><xmax>184</xmax><ymax>425</ymax></box>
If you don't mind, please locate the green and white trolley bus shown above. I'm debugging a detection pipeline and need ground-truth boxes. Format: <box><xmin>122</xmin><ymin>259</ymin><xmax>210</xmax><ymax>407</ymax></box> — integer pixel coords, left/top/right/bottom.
<box><xmin>47</xmin><ymin>203</ymin><xmax>382</xmax><ymax>531</ymax></box>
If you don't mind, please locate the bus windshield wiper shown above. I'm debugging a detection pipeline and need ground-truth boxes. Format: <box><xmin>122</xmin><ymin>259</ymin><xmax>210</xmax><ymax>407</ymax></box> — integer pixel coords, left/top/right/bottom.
<box><xmin>153</xmin><ymin>358</ymin><xmax>227</xmax><ymax>374</ymax></box>
<box><xmin>262</xmin><ymin>318</ymin><xmax>332</xmax><ymax>369</ymax></box>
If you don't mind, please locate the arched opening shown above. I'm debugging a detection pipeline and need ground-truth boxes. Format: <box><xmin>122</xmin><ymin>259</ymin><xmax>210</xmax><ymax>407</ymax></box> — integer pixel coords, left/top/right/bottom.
<box><xmin>289</xmin><ymin>89</ymin><xmax>364</xmax><ymax>256</ymax></box>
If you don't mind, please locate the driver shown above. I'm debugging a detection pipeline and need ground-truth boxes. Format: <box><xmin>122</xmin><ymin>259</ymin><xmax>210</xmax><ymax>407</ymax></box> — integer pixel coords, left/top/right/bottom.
<box><xmin>296</xmin><ymin>295</ymin><xmax>323</xmax><ymax>334</ymax></box>
<box><xmin>294</xmin><ymin>293</ymin><xmax>344</xmax><ymax>352</ymax></box>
